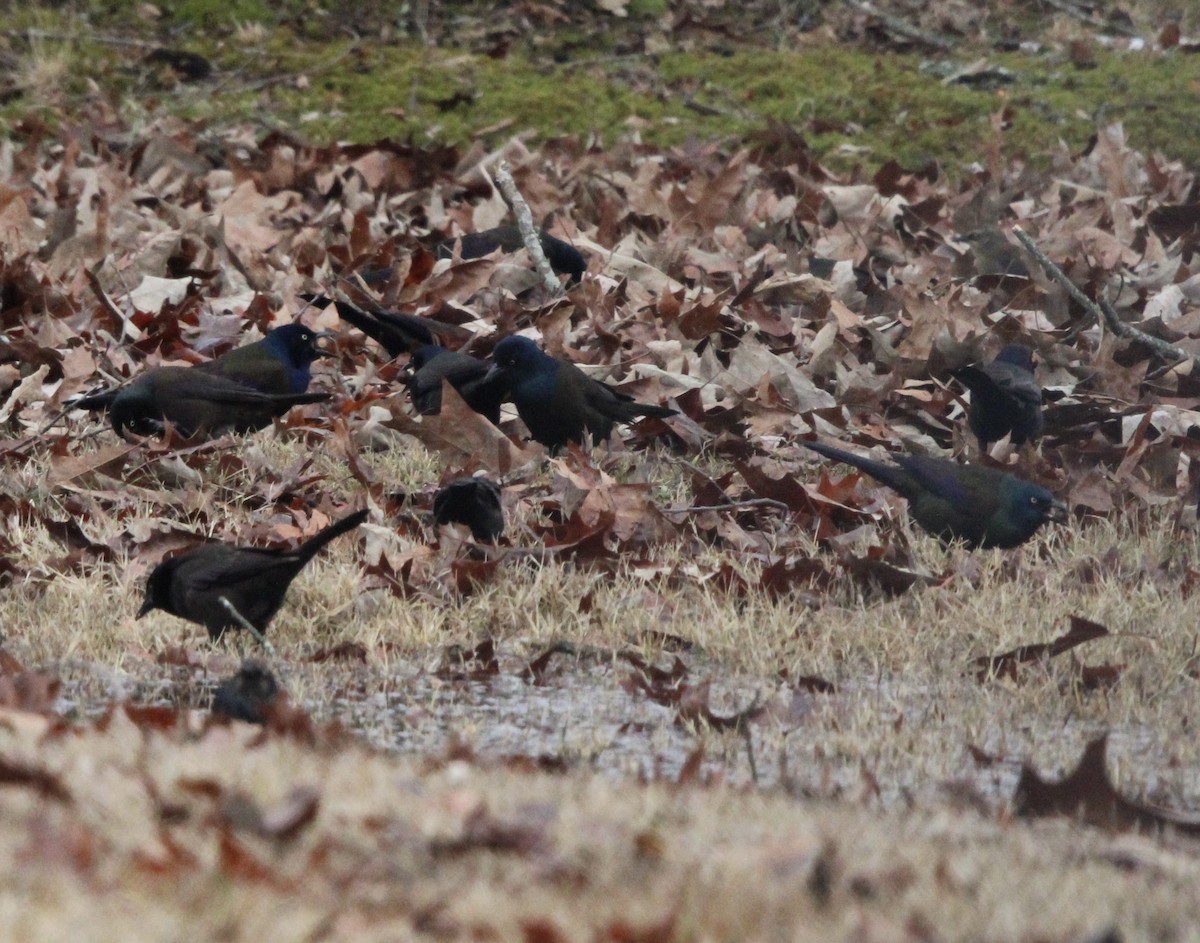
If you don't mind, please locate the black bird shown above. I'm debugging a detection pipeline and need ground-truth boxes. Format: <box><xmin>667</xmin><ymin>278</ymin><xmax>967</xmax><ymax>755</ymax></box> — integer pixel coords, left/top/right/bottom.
<box><xmin>433</xmin><ymin>478</ymin><xmax>505</xmax><ymax>541</ymax></box>
<box><xmin>105</xmin><ymin>367</ymin><xmax>330</xmax><ymax>438</ymax></box>
<box><xmin>488</xmin><ymin>335</ymin><xmax>676</xmax><ymax>452</ymax></box>
<box><xmin>138</xmin><ymin>509</ymin><xmax>369</xmax><ymax>640</ymax></box>
<box><xmin>960</xmin><ymin>229</ymin><xmax>1031</xmax><ymax>280</ymax></box>
<box><xmin>311</xmin><ymin>296</ymin><xmax>444</xmax><ymax>358</ymax></box>
<box><xmin>803</xmin><ymin>441</ymin><xmax>1066</xmax><ymax>549</ymax></box>
<box><xmin>73</xmin><ymin>323</ymin><xmax>333</xmax><ymax>437</ymax></box>
<box><xmin>406</xmin><ymin>345</ymin><xmax>508</xmax><ymax>424</ymax></box>
<box><xmin>437</xmin><ymin>225</ymin><xmax>587</xmax><ymax>284</ymax></box>
<box><xmin>952</xmin><ymin>345</ymin><xmax>1043</xmax><ymax>449</ymax></box>
<box><xmin>212</xmin><ymin>660</ymin><xmax>281</xmax><ymax>724</ymax></box>
<box><xmin>197</xmin><ymin>322</ymin><xmax>332</xmax><ymax>395</ymax></box>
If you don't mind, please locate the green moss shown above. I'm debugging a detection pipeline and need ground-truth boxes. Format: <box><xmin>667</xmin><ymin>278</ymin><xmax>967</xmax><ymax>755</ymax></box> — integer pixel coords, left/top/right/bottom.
<box><xmin>4</xmin><ymin>3</ymin><xmax>1200</xmax><ymax>176</ymax></box>
<box><xmin>627</xmin><ymin>0</ymin><xmax>668</xmax><ymax>17</ymax></box>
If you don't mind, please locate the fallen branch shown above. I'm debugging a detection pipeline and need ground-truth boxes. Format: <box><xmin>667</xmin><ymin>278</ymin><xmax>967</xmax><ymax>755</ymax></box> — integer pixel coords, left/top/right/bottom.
<box><xmin>1011</xmin><ymin>226</ymin><xmax>1194</xmax><ymax>367</ymax></box>
<box><xmin>661</xmin><ymin>498</ymin><xmax>791</xmax><ymax>515</ymax></box>
<box><xmin>84</xmin><ymin>267</ymin><xmax>139</xmax><ymax>343</ymax></box>
<box><xmin>493</xmin><ymin>161</ymin><xmax>562</xmax><ymax>296</ymax></box>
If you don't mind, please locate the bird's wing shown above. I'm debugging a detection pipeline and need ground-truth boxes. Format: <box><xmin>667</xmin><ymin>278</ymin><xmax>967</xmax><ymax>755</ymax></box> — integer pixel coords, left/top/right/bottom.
<box><xmin>984</xmin><ymin>362</ymin><xmax>1042</xmax><ymax>406</ymax></box>
<box><xmin>199</xmin><ymin>345</ymin><xmax>292</xmax><ymax>394</ymax></box>
<box><xmin>894</xmin><ymin>455</ymin><xmax>976</xmax><ymax>508</ymax></box>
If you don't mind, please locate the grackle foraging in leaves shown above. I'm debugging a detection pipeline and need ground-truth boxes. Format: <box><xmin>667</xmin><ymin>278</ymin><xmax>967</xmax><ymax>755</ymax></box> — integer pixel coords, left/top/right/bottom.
<box><xmin>802</xmin><ymin>441</ymin><xmax>1066</xmax><ymax>549</ymax></box>
<box><xmin>138</xmin><ymin>509</ymin><xmax>368</xmax><ymax>640</ymax></box>
<box><xmin>311</xmin><ymin>296</ymin><xmax>446</xmax><ymax>359</ymax></box>
<box><xmin>72</xmin><ymin>323</ymin><xmax>333</xmax><ymax>438</ymax></box>
<box><xmin>105</xmin><ymin>368</ymin><xmax>330</xmax><ymax>438</ymax></box>
<box><xmin>437</xmin><ymin>225</ymin><xmax>587</xmax><ymax>284</ymax></box>
<box><xmin>433</xmin><ymin>477</ymin><xmax>504</xmax><ymax>541</ymax></box>
<box><xmin>487</xmin><ymin>335</ymin><xmax>676</xmax><ymax>452</ymax></box>
<box><xmin>406</xmin><ymin>345</ymin><xmax>508</xmax><ymax>425</ymax></box>
<box><xmin>952</xmin><ymin>344</ymin><xmax>1043</xmax><ymax>450</ymax></box>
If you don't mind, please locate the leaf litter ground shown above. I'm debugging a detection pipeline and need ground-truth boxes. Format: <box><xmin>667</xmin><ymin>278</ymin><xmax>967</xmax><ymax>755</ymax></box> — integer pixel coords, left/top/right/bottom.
<box><xmin>4</xmin><ymin>99</ymin><xmax>1200</xmax><ymax>937</ymax></box>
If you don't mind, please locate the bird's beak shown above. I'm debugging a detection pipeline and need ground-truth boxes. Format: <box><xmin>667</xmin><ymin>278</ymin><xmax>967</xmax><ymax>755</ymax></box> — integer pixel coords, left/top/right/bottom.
<box><xmin>313</xmin><ymin>330</ymin><xmax>338</xmax><ymax>357</ymax></box>
<box><xmin>1046</xmin><ymin>499</ymin><xmax>1069</xmax><ymax>524</ymax></box>
<box><xmin>484</xmin><ymin>364</ymin><xmax>505</xmax><ymax>383</ymax></box>
<box><xmin>136</xmin><ymin>598</ymin><xmax>155</xmax><ymax>619</ymax></box>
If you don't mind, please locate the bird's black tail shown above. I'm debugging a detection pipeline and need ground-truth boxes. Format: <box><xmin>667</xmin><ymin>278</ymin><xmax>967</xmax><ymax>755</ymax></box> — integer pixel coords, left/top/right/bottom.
<box><xmin>802</xmin><ymin>441</ymin><xmax>909</xmax><ymax>494</ymax></box>
<box><xmin>294</xmin><ymin>509</ymin><xmax>370</xmax><ymax>563</ymax></box>
<box><xmin>949</xmin><ymin>365</ymin><xmax>995</xmax><ymax>397</ymax></box>
<box><xmin>70</xmin><ymin>390</ymin><xmax>120</xmax><ymax>412</ymax></box>
<box><xmin>613</xmin><ymin>401</ymin><xmax>677</xmax><ymax>422</ymax></box>
<box><xmin>304</xmin><ymin>294</ymin><xmax>439</xmax><ymax>358</ymax></box>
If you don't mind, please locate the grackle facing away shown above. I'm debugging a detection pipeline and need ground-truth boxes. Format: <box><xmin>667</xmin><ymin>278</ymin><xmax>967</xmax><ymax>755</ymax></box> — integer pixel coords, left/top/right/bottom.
<box><xmin>802</xmin><ymin>441</ymin><xmax>1066</xmax><ymax>549</ymax></box>
<box><xmin>138</xmin><ymin>509</ymin><xmax>368</xmax><ymax>640</ymax></box>
<box><xmin>952</xmin><ymin>344</ymin><xmax>1043</xmax><ymax>450</ymax></box>
<box><xmin>72</xmin><ymin>323</ymin><xmax>332</xmax><ymax>437</ymax></box>
<box><xmin>406</xmin><ymin>345</ymin><xmax>508</xmax><ymax>424</ymax></box>
<box><xmin>488</xmin><ymin>335</ymin><xmax>676</xmax><ymax>452</ymax></box>
<box><xmin>437</xmin><ymin>225</ymin><xmax>587</xmax><ymax>284</ymax></box>
<box><xmin>433</xmin><ymin>477</ymin><xmax>504</xmax><ymax>541</ymax></box>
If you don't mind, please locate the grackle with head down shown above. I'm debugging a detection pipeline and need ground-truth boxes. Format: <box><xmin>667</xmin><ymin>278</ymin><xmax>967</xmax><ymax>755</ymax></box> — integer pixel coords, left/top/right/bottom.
<box><xmin>406</xmin><ymin>345</ymin><xmax>508</xmax><ymax>425</ymax></box>
<box><xmin>138</xmin><ymin>509</ymin><xmax>368</xmax><ymax>640</ymax></box>
<box><xmin>803</xmin><ymin>441</ymin><xmax>1066</xmax><ymax>549</ymax></box>
<box><xmin>433</xmin><ymin>477</ymin><xmax>505</xmax><ymax>541</ymax></box>
<box><xmin>105</xmin><ymin>368</ymin><xmax>330</xmax><ymax>438</ymax></box>
<box><xmin>73</xmin><ymin>323</ymin><xmax>332</xmax><ymax>438</ymax></box>
<box><xmin>487</xmin><ymin>335</ymin><xmax>675</xmax><ymax>452</ymax></box>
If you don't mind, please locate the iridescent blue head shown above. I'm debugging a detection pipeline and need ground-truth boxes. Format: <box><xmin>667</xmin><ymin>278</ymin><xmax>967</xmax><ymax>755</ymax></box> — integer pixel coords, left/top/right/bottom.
<box><xmin>261</xmin><ymin>323</ymin><xmax>334</xmax><ymax>392</ymax></box>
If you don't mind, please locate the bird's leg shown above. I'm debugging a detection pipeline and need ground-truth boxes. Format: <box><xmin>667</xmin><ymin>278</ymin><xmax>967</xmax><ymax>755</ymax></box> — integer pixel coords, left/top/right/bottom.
<box><xmin>218</xmin><ymin>596</ymin><xmax>279</xmax><ymax>658</ymax></box>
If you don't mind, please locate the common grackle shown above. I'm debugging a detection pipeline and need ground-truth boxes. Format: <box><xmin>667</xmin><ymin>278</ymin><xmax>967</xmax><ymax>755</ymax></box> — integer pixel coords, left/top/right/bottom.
<box><xmin>312</xmin><ymin>296</ymin><xmax>443</xmax><ymax>358</ymax></box>
<box><xmin>437</xmin><ymin>225</ymin><xmax>587</xmax><ymax>284</ymax></box>
<box><xmin>106</xmin><ymin>367</ymin><xmax>330</xmax><ymax>438</ymax></box>
<box><xmin>73</xmin><ymin>323</ymin><xmax>333</xmax><ymax>437</ymax></box>
<box><xmin>433</xmin><ymin>477</ymin><xmax>504</xmax><ymax>541</ymax></box>
<box><xmin>960</xmin><ymin>229</ymin><xmax>1031</xmax><ymax>280</ymax></box>
<box><xmin>802</xmin><ymin>441</ymin><xmax>1066</xmax><ymax>549</ymax></box>
<box><xmin>406</xmin><ymin>345</ymin><xmax>508</xmax><ymax>424</ymax></box>
<box><xmin>952</xmin><ymin>344</ymin><xmax>1043</xmax><ymax>449</ymax></box>
<box><xmin>197</xmin><ymin>322</ymin><xmax>332</xmax><ymax>395</ymax></box>
<box><xmin>138</xmin><ymin>509</ymin><xmax>369</xmax><ymax>640</ymax></box>
<box><xmin>488</xmin><ymin>335</ymin><xmax>676</xmax><ymax>452</ymax></box>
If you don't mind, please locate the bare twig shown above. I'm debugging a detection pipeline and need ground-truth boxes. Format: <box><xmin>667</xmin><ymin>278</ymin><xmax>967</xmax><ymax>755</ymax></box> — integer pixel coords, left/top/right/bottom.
<box><xmin>1011</xmin><ymin>226</ymin><xmax>1194</xmax><ymax>367</ymax></box>
<box><xmin>218</xmin><ymin>596</ymin><xmax>279</xmax><ymax>659</ymax></box>
<box><xmin>493</xmin><ymin>160</ymin><xmax>562</xmax><ymax>296</ymax></box>
<box><xmin>84</xmin><ymin>267</ymin><xmax>140</xmax><ymax>344</ymax></box>
<box><xmin>1040</xmin><ymin>0</ymin><xmax>1132</xmax><ymax>34</ymax></box>
<box><xmin>843</xmin><ymin>0</ymin><xmax>956</xmax><ymax>51</ymax></box>
<box><xmin>661</xmin><ymin>498</ymin><xmax>791</xmax><ymax>515</ymax></box>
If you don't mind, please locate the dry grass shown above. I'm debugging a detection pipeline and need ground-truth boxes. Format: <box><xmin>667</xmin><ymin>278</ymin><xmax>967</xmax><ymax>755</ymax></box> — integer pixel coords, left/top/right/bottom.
<box><xmin>3</xmin><ymin>421</ymin><xmax>1200</xmax><ymax>938</ymax></box>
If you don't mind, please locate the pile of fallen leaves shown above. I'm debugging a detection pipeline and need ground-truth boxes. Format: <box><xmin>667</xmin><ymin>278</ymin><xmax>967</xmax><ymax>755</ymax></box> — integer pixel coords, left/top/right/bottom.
<box><xmin>2</xmin><ymin>107</ymin><xmax>1199</xmax><ymax>595</ymax></box>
